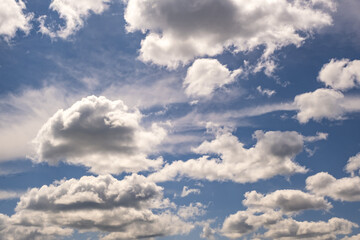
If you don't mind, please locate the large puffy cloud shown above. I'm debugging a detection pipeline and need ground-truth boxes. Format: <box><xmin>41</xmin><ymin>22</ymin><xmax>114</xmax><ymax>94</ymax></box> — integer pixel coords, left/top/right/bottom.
<box><xmin>345</xmin><ymin>153</ymin><xmax>360</xmax><ymax>177</ymax></box>
<box><xmin>0</xmin><ymin>0</ymin><xmax>32</xmax><ymax>40</ymax></box>
<box><xmin>318</xmin><ymin>59</ymin><xmax>360</xmax><ymax>91</ymax></box>
<box><xmin>306</xmin><ymin>172</ymin><xmax>360</xmax><ymax>202</ymax></box>
<box><xmin>39</xmin><ymin>0</ymin><xmax>112</xmax><ymax>39</ymax></box>
<box><xmin>124</xmin><ymin>0</ymin><xmax>333</xmax><ymax>69</ymax></box>
<box><xmin>221</xmin><ymin>189</ymin><xmax>355</xmax><ymax>239</ymax></box>
<box><xmin>0</xmin><ymin>174</ymin><xmax>193</xmax><ymax>239</ymax></box>
<box><xmin>183</xmin><ymin>58</ymin><xmax>242</xmax><ymax>98</ymax></box>
<box><xmin>149</xmin><ymin>130</ymin><xmax>307</xmax><ymax>183</ymax></box>
<box><xmin>32</xmin><ymin>96</ymin><xmax>166</xmax><ymax>174</ymax></box>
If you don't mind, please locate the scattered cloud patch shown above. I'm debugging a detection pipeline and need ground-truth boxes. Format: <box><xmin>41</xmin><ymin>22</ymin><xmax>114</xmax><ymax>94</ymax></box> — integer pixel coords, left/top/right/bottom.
<box><xmin>345</xmin><ymin>153</ymin><xmax>360</xmax><ymax>177</ymax></box>
<box><xmin>318</xmin><ymin>59</ymin><xmax>360</xmax><ymax>91</ymax></box>
<box><xmin>181</xmin><ymin>186</ymin><xmax>201</xmax><ymax>198</ymax></box>
<box><xmin>0</xmin><ymin>0</ymin><xmax>33</xmax><ymax>40</ymax></box>
<box><xmin>32</xmin><ymin>96</ymin><xmax>166</xmax><ymax>174</ymax></box>
<box><xmin>256</xmin><ymin>86</ymin><xmax>276</xmax><ymax>97</ymax></box>
<box><xmin>39</xmin><ymin>0</ymin><xmax>112</xmax><ymax>39</ymax></box>
<box><xmin>124</xmin><ymin>0</ymin><xmax>333</xmax><ymax>69</ymax></box>
<box><xmin>0</xmin><ymin>190</ymin><xmax>24</xmax><ymax>200</ymax></box>
<box><xmin>183</xmin><ymin>58</ymin><xmax>242</xmax><ymax>98</ymax></box>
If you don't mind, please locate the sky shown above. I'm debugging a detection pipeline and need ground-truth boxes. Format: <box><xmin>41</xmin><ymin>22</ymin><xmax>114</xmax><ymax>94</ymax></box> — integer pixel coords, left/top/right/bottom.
<box><xmin>1</xmin><ymin>0</ymin><xmax>360</xmax><ymax>239</ymax></box>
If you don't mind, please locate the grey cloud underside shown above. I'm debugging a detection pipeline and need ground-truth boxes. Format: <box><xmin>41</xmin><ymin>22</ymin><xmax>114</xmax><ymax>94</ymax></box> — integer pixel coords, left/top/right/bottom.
<box><xmin>0</xmin><ymin>174</ymin><xmax>193</xmax><ymax>240</ymax></box>
<box><xmin>32</xmin><ymin>96</ymin><xmax>166</xmax><ymax>174</ymax></box>
<box><xmin>124</xmin><ymin>0</ymin><xmax>333</xmax><ymax>69</ymax></box>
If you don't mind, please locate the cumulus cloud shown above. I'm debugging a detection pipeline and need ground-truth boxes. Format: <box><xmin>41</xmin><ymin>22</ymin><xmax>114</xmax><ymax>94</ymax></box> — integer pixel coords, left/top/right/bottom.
<box><xmin>183</xmin><ymin>58</ymin><xmax>242</xmax><ymax>98</ymax></box>
<box><xmin>306</xmin><ymin>172</ymin><xmax>360</xmax><ymax>202</ymax></box>
<box><xmin>0</xmin><ymin>0</ymin><xmax>32</xmax><ymax>40</ymax></box>
<box><xmin>343</xmin><ymin>233</ymin><xmax>360</xmax><ymax>240</ymax></box>
<box><xmin>263</xmin><ymin>217</ymin><xmax>356</xmax><ymax>240</ymax></box>
<box><xmin>32</xmin><ymin>96</ymin><xmax>166</xmax><ymax>174</ymax></box>
<box><xmin>181</xmin><ymin>186</ymin><xmax>201</xmax><ymax>198</ymax></box>
<box><xmin>294</xmin><ymin>88</ymin><xmax>346</xmax><ymax>123</ymax></box>
<box><xmin>124</xmin><ymin>0</ymin><xmax>333</xmax><ymax>69</ymax></box>
<box><xmin>39</xmin><ymin>0</ymin><xmax>112</xmax><ymax>39</ymax></box>
<box><xmin>345</xmin><ymin>153</ymin><xmax>360</xmax><ymax>176</ymax></box>
<box><xmin>318</xmin><ymin>59</ymin><xmax>360</xmax><ymax>91</ymax></box>
<box><xmin>149</xmin><ymin>130</ymin><xmax>307</xmax><ymax>183</ymax></box>
<box><xmin>0</xmin><ymin>174</ymin><xmax>194</xmax><ymax>239</ymax></box>
<box><xmin>242</xmin><ymin>190</ymin><xmax>332</xmax><ymax>214</ymax></box>
<box><xmin>221</xmin><ymin>189</ymin><xmax>355</xmax><ymax>239</ymax></box>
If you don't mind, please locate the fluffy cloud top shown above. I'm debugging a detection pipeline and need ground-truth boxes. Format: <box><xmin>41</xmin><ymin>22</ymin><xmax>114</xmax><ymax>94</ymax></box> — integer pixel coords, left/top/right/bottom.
<box><xmin>149</xmin><ymin>130</ymin><xmax>307</xmax><ymax>183</ymax></box>
<box><xmin>39</xmin><ymin>0</ymin><xmax>111</xmax><ymax>39</ymax></box>
<box><xmin>0</xmin><ymin>0</ymin><xmax>32</xmax><ymax>40</ymax></box>
<box><xmin>0</xmin><ymin>174</ymin><xmax>193</xmax><ymax>239</ymax></box>
<box><xmin>221</xmin><ymin>189</ymin><xmax>355</xmax><ymax>239</ymax></box>
<box><xmin>124</xmin><ymin>0</ymin><xmax>333</xmax><ymax>69</ymax></box>
<box><xmin>183</xmin><ymin>58</ymin><xmax>242</xmax><ymax>98</ymax></box>
<box><xmin>32</xmin><ymin>96</ymin><xmax>166</xmax><ymax>174</ymax></box>
<box><xmin>345</xmin><ymin>153</ymin><xmax>360</xmax><ymax>176</ymax></box>
<box><xmin>306</xmin><ymin>172</ymin><xmax>360</xmax><ymax>202</ymax></box>
<box><xmin>318</xmin><ymin>59</ymin><xmax>360</xmax><ymax>91</ymax></box>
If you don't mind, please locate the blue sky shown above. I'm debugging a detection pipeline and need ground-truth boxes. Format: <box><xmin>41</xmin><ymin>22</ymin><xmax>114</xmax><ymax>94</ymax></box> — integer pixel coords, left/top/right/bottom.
<box><xmin>1</xmin><ymin>0</ymin><xmax>360</xmax><ymax>239</ymax></box>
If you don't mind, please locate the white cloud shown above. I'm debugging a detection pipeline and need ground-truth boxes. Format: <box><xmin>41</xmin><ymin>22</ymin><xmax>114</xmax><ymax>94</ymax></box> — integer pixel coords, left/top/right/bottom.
<box><xmin>242</xmin><ymin>190</ymin><xmax>332</xmax><ymax>214</ymax></box>
<box><xmin>221</xmin><ymin>189</ymin><xmax>355</xmax><ymax>239</ymax></box>
<box><xmin>343</xmin><ymin>233</ymin><xmax>360</xmax><ymax>240</ymax></box>
<box><xmin>263</xmin><ymin>217</ymin><xmax>356</xmax><ymax>240</ymax></box>
<box><xmin>0</xmin><ymin>174</ymin><xmax>194</xmax><ymax>239</ymax></box>
<box><xmin>303</xmin><ymin>132</ymin><xmax>328</xmax><ymax>142</ymax></box>
<box><xmin>124</xmin><ymin>0</ymin><xmax>333</xmax><ymax>69</ymax></box>
<box><xmin>256</xmin><ymin>86</ymin><xmax>276</xmax><ymax>97</ymax></box>
<box><xmin>181</xmin><ymin>186</ymin><xmax>201</xmax><ymax>198</ymax></box>
<box><xmin>0</xmin><ymin>0</ymin><xmax>32</xmax><ymax>40</ymax></box>
<box><xmin>306</xmin><ymin>172</ymin><xmax>360</xmax><ymax>202</ymax></box>
<box><xmin>32</xmin><ymin>95</ymin><xmax>166</xmax><ymax>174</ymax></box>
<box><xmin>0</xmin><ymin>86</ymin><xmax>79</xmax><ymax>162</ymax></box>
<box><xmin>318</xmin><ymin>59</ymin><xmax>360</xmax><ymax>91</ymax></box>
<box><xmin>149</xmin><ymin>130</ymin><xmax>307</xmax><ymax>183</ymax></box>
<box><xmin>294</xmin><ymin>88</ymin><xmax>346</xmax><ymax>123</ymax></box>
<box><xmin>345</xmin><ymin>153</ymin><xmax>360</xmax><ymax>177</ymax></box>
<box><xmin>177</xmin><ymin>202</ymin><xmax>206</xmax><ymax>220</ymax></box>
<box><xmin>183</xmin><ymin>58</ymin><xmax>242</xmax><ymax>98</ymax></box>
<box><xmin>39</xmin><ymin>0</ymin><xmax>112</xmax><ymax>39</ymax></box>
<box><xmin>0</xmin><ymin>190</ymin><xmax>24</xmax><ymax>200</ymax></box>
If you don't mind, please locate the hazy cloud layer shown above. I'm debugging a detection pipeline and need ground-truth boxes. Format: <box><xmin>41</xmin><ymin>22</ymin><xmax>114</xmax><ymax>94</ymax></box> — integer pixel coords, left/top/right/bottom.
<box><xmin>0</xmin><ymin>0</ymin><xmax>32</xmax><ymax>40</ymax></box>
<box><xmin>183</xmin><ymin>58</ymin><xmax>242</xmax><ymax>98</ymax></box>
<box><xmin>39</xmin><ymin>0</ymin><xmax>112</xmax><ymax>39</ymax></box>
<box><xmin>318</xmin><ymin>58</ymin><xmax>360</xmax><ymax>91</ymax></box>
<box><xmin>149</xmin><ymin>130</ymin><xmax>307</xmax><ymax>183</ymax></box>
<box><xmin>0</xmin><ymin>174</ymin><xmax>193</xmax><ymax>239</ymax></box>
<box><xmin>306</xmin><ymin>172</ymin><xmax>360</xmax><ymax>202</ymax></box>
<box><xmin>124</xmin><ymin>0</ymin><xmax>333</xmax><ymax>69</ymax></box>
<box><xmin>32</xmin><ymin>96</ymin><xmax>166</xmax><ymax>174</ymax></box>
